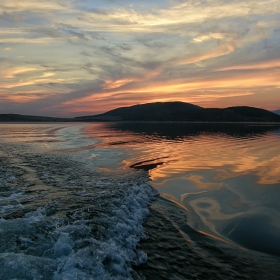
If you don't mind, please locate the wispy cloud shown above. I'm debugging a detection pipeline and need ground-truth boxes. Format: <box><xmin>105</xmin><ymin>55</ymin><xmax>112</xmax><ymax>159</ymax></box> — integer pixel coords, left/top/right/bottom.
<box><xmin>216</xmin><ymin>59</ymin><xmax>280</xmax><ymax>71</ymax></box>
<box><xmin>0</xmin><ymin>0</ymin><xmax>280</xmax><ymax>116</ymax></box>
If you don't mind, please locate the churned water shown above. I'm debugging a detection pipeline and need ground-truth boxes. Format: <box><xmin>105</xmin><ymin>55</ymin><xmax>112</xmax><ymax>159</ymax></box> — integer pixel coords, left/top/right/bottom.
<box><xmin>0</xmin><ymin>122</ymin><xmax>280</xmax><ymax>279</ymax></box>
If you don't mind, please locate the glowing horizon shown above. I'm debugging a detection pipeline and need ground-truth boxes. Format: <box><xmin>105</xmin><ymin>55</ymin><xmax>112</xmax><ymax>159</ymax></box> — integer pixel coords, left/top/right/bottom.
<box><xmin>0</xmin><ymin>0</ymin><xmax>280</xmax><ymax>117</ymax></box>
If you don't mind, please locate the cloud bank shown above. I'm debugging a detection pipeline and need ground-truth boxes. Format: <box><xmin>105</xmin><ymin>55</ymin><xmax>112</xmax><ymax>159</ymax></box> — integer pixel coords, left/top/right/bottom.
<box><xmin>0</xmin><ymin>0</ymin><xmax>279</xmax><ymax>116</ymax></box>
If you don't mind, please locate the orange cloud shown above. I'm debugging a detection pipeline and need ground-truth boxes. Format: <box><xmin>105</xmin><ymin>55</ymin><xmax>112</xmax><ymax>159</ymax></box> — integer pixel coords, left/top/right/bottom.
<box><xmin>61</xmin><ymin>65</ymin><xmax>280</xmax><ymax>113</ymax></box>
<box><xmin>177</xmin><ymin>43</ymin><xmax>237</xmax><ymax>65</ymax></box>
<box><xmin>0</xmin><ymin>93</ymin><xmax>48</xmax><ymax>103</ymax></box>
<box><xmin>2</xmin><ymin>67</ymin><xmax>38</xmax><ymax>79</ymax></box>
<box><xmin>216</xmin><ymin>59</ymin><xmax>280</xmax><ymax>71</ymax></box>
<box><xmin>193</xmin><ymin>33</ymin><xmax>225</xmax><ymax>43</ymax></box>
<box><xmin>1</xmin><ymin>0</ymin><xmax>279</xmax><ymax>117</ymax></box>
<box><xmin>103</xmin><ymin>67</ymin><xmax>162</xmax><ymax>90</ymax></box>
<box><xmin>103</xmin><ymin>78</ymin><xmax>138</xmax><ymax>90</ymax></box>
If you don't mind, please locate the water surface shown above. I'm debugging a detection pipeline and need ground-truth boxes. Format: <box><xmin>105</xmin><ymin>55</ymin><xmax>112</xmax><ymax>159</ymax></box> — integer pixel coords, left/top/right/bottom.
<box><xmin>1</xmin><ymin>122</ymin><xmax>280</xmax><ymax>279</ymax></box>
<box><xmin>95</xmin><ymin>122</ymin><xmax>280</xmax><ymax>256</ymax></box>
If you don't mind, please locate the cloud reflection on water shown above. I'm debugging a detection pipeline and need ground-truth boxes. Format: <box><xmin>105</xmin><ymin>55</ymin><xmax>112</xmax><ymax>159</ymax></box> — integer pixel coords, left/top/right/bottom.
<box><xmin>99</xmin><ymin>122</ymin><xmax>280</xmax><ymax>256</ymax></box>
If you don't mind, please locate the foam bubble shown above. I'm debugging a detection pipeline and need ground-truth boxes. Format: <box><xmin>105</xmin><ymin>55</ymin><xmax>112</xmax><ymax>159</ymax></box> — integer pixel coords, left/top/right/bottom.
<box><xmin>53</xmin><ymin>180</ymin><xmax>157</xmax><ymax>280</ymax></box>
<box><xmin>0</xmin><ymin>138</ymin><xmax>157</xmax><ymax>279</ymax></box>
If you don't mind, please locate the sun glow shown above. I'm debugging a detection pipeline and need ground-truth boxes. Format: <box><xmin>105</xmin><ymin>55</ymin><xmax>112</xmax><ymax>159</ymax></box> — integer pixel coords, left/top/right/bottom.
<box><xmin>0</xmin><ymin>0</ymin><xmax>279</xmax><ymax>116</ymax></box>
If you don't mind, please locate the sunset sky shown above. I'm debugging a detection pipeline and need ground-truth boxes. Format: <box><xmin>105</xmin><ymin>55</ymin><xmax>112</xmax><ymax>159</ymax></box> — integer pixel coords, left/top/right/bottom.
<box><xmin>1</xmin><ymin>0</ymin><xmax>280</xmax><ymax>117</ymax></box>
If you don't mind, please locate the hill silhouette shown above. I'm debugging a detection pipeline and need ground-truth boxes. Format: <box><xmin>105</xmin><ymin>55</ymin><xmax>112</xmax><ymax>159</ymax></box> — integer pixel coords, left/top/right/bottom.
<box><xmin>1</xmin><ymin>102</ymin><xmax>280</xmax><ymax>122</ymax></box>
<box><xmin>0</xmin><ymin>114</ymin><xmax>70</xmax><ymax>122</ymax></box>
<box><xmin>75</xmin><ymin>102</ymin><xmax>203</xmax><ymax>121</ymax></box>
<box><xmin>274</xmin><ymin>109</ymin><xmax>280</xmax><ymax>115</ymax></box>
<box><xmin>75</xmin><ymin>102</ymin><xmax>280</xmax><ymax>122</ymax></box>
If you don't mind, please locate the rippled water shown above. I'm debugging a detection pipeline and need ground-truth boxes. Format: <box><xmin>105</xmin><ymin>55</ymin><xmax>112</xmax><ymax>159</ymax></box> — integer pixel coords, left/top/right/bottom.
<box><xmin>1</xmin><ymin>122</ymin><xmax>280</xmax><ymax>279</ymax></box>
<box><xmin>101</xmin><ymin>122</ymin><xmax>280</xmax><ymax>257</ymax></box>
<box><xmin>0</xmin><ymin>123</ymin><xmax>157</xmax><ymax>279</ymax></box>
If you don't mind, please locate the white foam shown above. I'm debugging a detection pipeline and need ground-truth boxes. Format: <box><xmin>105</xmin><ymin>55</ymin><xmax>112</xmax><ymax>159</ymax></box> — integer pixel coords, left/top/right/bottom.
<box><xmin>53</xmin><ymin>181</ymin><xmax>157</xmax><ymax>280</ymax></box>
<box><xmin>0</xmin><ymin>179</ymin><xmax>157</xmax><ymax>279</ymax></box>
<box><xmin>0</xmin><ymin>135</ymin><xmax>158</xmax><ymax>279</ymax></box>
<box><xmin>1</xmin><ymin>192</ymin><xmax>23</xmax><ymax>201</ymax></box>
<box><xmin>25</xmin><ymin>207</ymin><xmax>46</xmax><ymax>224</ymax></box>
<box><xmin>0</xmin><ymin>253</ymin><xmax>57</xmax><ymax>280</ymax></box>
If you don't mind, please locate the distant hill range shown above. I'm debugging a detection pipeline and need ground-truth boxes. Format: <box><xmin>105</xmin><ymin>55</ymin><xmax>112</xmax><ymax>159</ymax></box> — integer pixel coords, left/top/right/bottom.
<box><xmin>75</xmin><ymin>102</ymin><xmax>280</xmax><ymax>122</ymax></box>
<box><xmin>273</xmin><ymin>109</ymin><xmax>280</xmax><ymax>115</ymax></box>
<box><xmin>0</xmin><ymin>114</ymin><xmax>69</xmax><ymax>122</ymax></box>
<box><xmin>1</xmin><ymin>102</ymin><xmax>280</xmax><ymax>122</ymax></box>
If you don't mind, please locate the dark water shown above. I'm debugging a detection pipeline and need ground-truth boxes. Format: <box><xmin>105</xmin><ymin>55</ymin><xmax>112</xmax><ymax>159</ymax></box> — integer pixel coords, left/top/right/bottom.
<box><xmin>0</xmin><ymin>122</ymin><xmax>280</xmax><ymax>279</ymax></box>
<box><xmin>101</xmin><ymin>122</ymin><xmax>280</xmax><ymax>257</ymax></box>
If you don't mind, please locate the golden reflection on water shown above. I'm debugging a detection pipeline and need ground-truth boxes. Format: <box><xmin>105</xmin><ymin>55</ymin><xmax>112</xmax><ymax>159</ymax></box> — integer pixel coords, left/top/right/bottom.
<box><xmin>161</xmin><ymin>193</ymin><xmax>190</xmax><ymax>212</ymax></box>
<box><xmin>86</xmin><ymin>123</ymin><xmax>280</xmax><ymax>254</ymax></box>
<box><xmin>196</xmin><ymin>230</ymin><xmax>247</xmax><ymax>251</ymax></box>
<box><xmin>83</xmin><ymin>123</ymin><xmax>280</xmax><ymax>186</ymax></box>
<box><xmin>2</xmin><ymin>123</ymin><xmax>280</xmax><ymax>255</ymax></box>
<box><xmin>132</xmin><ymin>133</ymin><xmax>280</xmax><ymax>186</ymax></box>
<box><xmin>80</xmin><ymin>123</ymin><xmax>280</xmax><ymax>188</ymax></box>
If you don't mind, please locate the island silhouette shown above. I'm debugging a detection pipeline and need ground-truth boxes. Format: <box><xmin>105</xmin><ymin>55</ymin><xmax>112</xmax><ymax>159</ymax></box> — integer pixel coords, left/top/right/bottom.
<box><xmin>1</xmin><ymin>102</ymin><xmax>280</xmax><ymax>122</ymax></box>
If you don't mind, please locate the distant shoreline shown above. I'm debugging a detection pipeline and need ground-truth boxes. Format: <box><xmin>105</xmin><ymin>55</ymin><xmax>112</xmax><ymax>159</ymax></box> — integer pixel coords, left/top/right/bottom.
<box><xmin>1</xmin><ymin>101</ymin><xmax>280</xmax><ymax>123</ymax></box>
<box><xmin>1</xmin><ymin>121</ymin><xmax>280</xmax><ymax>124</ymax></box>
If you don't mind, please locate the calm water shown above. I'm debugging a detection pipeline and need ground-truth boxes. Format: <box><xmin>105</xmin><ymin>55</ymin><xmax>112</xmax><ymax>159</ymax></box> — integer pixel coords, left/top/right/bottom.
<box><xmin>100</xmin><ymin>122</ymin><xmax>280</xmax><ymax>257</ymax></box>
<box><xmin>0</xmin><ymin>122</ymin><xmax>280</xmax><ymax>279</ymax></box>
